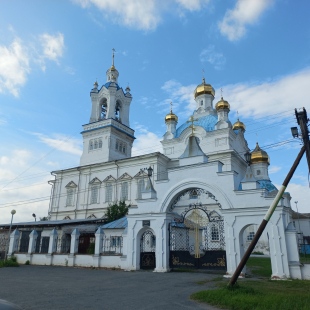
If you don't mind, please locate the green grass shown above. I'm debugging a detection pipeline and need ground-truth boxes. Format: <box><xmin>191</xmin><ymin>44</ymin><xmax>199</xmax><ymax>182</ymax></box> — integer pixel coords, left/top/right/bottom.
<box><xmin>0</xmin><ymin>256</ymin><xmax>19</xmax><ymax>268</ymax></box>
<box><xmin>191</xmin><ymin>280</ymin><xmax>310</xmax><ymax>310</ymax></box>
<box><xmin>246</xmin><ymin>256</ymin><xmax>272</xmax><ymax>278</ymax></box>
<box><xmin>299</xmin><ymin>253</ymin><xmax>310</xmax><ymax>264</ymax></box>
<box><xmin>191</xmin><ymin>257</ymin><xmax>310</xmax><ymax>310</ymax></box>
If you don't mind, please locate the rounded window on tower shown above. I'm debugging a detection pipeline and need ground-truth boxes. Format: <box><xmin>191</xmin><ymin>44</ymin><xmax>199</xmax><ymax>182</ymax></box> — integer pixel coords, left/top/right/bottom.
<box><xmin>94</xmin><ymin>140</ymin><xmax>98</xmax><ymax>149</ymax></box>
<box><xmin>89</xmin><ymin>140</ymin><xmax>94</xmax><ymax>151</ymax></box>
<box><xmin>99</xmin><ymin>139</ymin><xmax>102</xmax><ymax>148</ymax></box>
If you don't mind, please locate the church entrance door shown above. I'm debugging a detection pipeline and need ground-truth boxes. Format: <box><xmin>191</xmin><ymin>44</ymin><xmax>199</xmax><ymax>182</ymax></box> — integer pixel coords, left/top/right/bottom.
<box><xmin>169</xmin><ymin>203</ymin><xmax>226</xmax><ymax>270</ymax></box>
<box><xmin>140</xmin><ymin>230</ymin><xmax>156</xmax><ymax>270</ymax></box>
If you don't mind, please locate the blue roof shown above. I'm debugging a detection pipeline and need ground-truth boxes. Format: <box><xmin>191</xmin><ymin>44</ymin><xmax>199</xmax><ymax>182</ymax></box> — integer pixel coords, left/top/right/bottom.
<box><xmin>104</xmin><ymin>82</ymin><xmax>121</xmax><ymax>91</ymax></box>
<box><xmin>102</xmin><ymin>217</ymin><xmax>128</xmax><ymax>229</ymax></box>
<box><xmin>238</xmin><ymin>179</ymin><xmax>278</xmax><ymax>192</ymax></box>
<box><xmin>175</xmin><ymin>114</ymin><xmax>218</xmax><ymax>138</ymax></box>
<box><xmin>258</xmin><ymin>180</ymin><xmax>277</xmax><ymax>192</ymax></box>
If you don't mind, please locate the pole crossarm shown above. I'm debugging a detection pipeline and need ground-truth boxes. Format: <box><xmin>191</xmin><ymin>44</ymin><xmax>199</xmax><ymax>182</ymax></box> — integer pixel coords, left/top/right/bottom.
<box><xmin>295</xmin><ymin>108</ymin><xmax>310</xmax><ymax>173</ymax></box>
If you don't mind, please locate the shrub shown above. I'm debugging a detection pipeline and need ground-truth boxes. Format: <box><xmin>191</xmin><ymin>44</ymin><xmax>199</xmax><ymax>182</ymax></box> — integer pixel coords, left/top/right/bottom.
<box><xmin>0</xmin><ymin>256</ymin><xmax>19</xmax><ymax>268</ymax></box>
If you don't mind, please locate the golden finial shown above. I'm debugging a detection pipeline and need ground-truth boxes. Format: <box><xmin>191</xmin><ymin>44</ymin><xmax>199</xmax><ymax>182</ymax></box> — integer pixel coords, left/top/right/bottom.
<box><xmin>170</xmin><ymin>101</ymin><xmax>173</xmax><ymax>113</ymax></box>
<box><xmin>221</xmin><ymin>87</ymin><xmax>223</xmax><ymax>99</ymax></box>
<box><xmin>112</xmin><ymin>48</ymin><xmax>115</xmax><ymax>67</ymax></box>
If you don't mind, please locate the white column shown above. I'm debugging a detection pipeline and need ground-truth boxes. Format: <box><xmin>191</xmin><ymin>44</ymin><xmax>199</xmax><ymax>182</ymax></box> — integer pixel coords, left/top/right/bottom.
<box><xmin>70</xmin><ymin>228</ymin><xmax>80</xmax><ymax>255</ymax></box>
<box><xmin>28</xmin><ymin>230</ymin><xmax>38</xmax><ymax>254</ymax></box>
<box><xmin>94</xmin><ymin>227</ymin><xmax>104</xmax><ymax>255</ymax></box>
<box><xmin>48</xmin><ymin>229</ymin><xmax>58</xmax><ymax>254</ymax></box>
<box><xmin>8</xmin><ymin>229</ymin><xmax>20</xmax><ymax>257</ymax></box>
<box><xmin>93</xmin><ymin>227</ymin><xmax>104</xmax><ymax>267</ymax></box>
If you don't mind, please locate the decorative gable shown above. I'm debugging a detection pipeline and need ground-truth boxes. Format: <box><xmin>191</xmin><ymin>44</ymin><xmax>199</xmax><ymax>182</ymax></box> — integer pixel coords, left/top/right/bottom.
<box><xmin>134</xmin><ymin>170</ymin><xmax>148</xmax><ymax>178</ymax></box>
<box><xmin>118</xmin><ymin>172</ymin><xmax>132</xmax><ymax>181</ymax></box>
<box><xmin>65</xmin><ymin>181</ymin><xmax>77</xmax><ymax>188</ymax></box>
<box><xmin>103</xmin><ymin>175</ymin><xmax>116</xmax><ymax>182</ymax></box>
<box><xmin>89</xmin><ymin>177</ymin><xmax>102</xmax><ymax>185</ymax></box>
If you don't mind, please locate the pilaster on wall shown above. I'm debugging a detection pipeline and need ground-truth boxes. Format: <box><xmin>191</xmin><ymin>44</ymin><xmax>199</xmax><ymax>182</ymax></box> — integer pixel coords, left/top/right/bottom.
<box><xmin>223</xmin><ymin>216</ymin><xmax>238</xmax><ymax>277</ymax></box>
<box><xmin>48</xmin><ymin>229</ymin><xmax>58</xmax><ymax>254</ymax></box>
<box><xmin>28</xmin><ymin>230</ymin><xmax>38</xmax><ymax>254</ymax></box>
<box><xmin>69</xmin><ymin>228</ymin><xmax>80</xmax><ymax>267</ymax></box>
<box><xmin>8</xmin><ymin>229</ymin><xmax>20</xmax><ymax>257</ymax></box>
<box><xmin>268</xmin><ymin>213</ymin><xmax>290</xmax><ymax>279</ymax></box>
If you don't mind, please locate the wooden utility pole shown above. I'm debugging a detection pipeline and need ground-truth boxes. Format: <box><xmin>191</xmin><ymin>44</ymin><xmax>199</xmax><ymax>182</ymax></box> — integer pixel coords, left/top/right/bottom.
<box><xmin>228</xmin><ymin>108</ymin><xmax>310</xmax><ymax>287</ymax></box>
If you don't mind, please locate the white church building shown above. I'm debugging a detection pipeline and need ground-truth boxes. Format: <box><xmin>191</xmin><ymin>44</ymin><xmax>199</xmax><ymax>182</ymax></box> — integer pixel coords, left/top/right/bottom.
<box><xmin>6</xmin><ymin>56</ymin><xmax>309</xmax><ymax>279</ymax></box>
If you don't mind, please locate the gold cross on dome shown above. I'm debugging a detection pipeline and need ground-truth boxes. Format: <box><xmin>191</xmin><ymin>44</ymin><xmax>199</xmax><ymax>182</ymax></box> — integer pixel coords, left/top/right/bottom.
<box><xmin>169</xmin><ymin>101</ymin><xmax>173</xmax><ymax>113</ymax></box>
<box><xmin>187</xmin><ymin>115</ymin><xmax>198</xmax><ymax>136</ymax></box>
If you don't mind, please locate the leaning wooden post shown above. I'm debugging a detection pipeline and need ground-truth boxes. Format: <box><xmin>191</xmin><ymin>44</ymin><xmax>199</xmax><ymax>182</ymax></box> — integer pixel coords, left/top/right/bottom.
<box><xmin>228</xmin><ymin>145</ymin><xmax>306</xmax><ymax>287</ymax></box>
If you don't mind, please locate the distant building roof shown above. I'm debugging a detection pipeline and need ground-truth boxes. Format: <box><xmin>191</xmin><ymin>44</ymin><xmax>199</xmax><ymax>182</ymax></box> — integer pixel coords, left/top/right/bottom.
<box><xmin>102</xmin><ymin>217</ymin><xmax>128</xmax><ymax>229</ymax></box>
<box><xmin>0</xmin><ymin>218</ymin><xmax>106</xmax><ymax>230</ymax></box>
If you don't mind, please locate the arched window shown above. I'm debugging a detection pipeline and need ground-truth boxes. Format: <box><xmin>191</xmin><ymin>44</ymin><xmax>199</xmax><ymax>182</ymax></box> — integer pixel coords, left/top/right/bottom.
<box><xmin>90</xmin><ymin>185</ymin><xmax>99</xmax><ymax>204</ymax></box>
<box><xmin>137</xmin><ymin>179</ymin><xmax>145</xmax><ymax>199</ymax></box>
<box><xmin>99</xmin><ymin>139</ymin><xmax>102</xmax><ymax>148</ymax></box>
<box><xmin>89</xmin><ymin>140</ymin><xmax>94</xmax><ymax>150</ymax></box>
<box><xmin>66</xmin><ymin>188</ymin><xmax>75</xmax><ymax>206</ymax></box>
<box><xmin>121</xmin><ymin>182</ymin><xmax>128</xmax><ymax>201</ymax></box>
<box><xmin>94</xmin><ymin>140</ymin><xmax>98</xmax><ymax>149</ymax></box>
<box><xmin>105</xmin><ymin>183</ymin><xmax>113</xmax><ymax>202</ymax></box>
<box><xmin>115</xmin><ymin>102</ymin><xmax>121</xmax><ymax>122</ymax></box>
<box><xmin>101</xmin><ymin>103</ymin><xmax>107</xmax><ymax>119</ymax></box>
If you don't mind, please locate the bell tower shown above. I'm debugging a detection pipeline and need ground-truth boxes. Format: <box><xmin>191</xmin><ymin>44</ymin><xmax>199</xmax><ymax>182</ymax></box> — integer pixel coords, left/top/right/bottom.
<box><xmin>80</xmin><ymin>50</ymin><xmax>135</xmax><ymax>166</ymax></box>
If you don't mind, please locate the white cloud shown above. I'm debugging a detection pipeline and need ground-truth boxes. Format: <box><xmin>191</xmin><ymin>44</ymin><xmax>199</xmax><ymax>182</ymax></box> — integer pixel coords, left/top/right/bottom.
<box><xmin>34</xmin><ymin>133</ymin><xmax>82</xmax><ymax>156</ymax></box>
<box><xmin>218</xmin><ymin>0</ymin><xmax>274</xmax><ymax>41</ymax></box>
<box><xmin>0</xmin><ymin>31</ymin><xmax>65</xmax><ymax>96</ymax></box>
<box><xmin>269</xmin><ymin>166</ymin><xmax>281</xmax><ymax>174</ymax></box>
<box><xmin>200</xmin><ymin>45</ymin><xmax>226</xmax><ymax>70</ymax></box>
<box><xmin>73</xmin><ymin>0</ymin><xmax>211</xmax><ymax>30</ymax></box>
<box><xmin>40</xmin><ymin>33</ymin><xmax>65</xmax><ymax>63</ymax></box>
<box><xmin>132</xmin><ymin>125</ymin><xmax>162</xmax><ymax>156</ymax></box>
<box><xmin>0</xmin><ymin>148</ymin><xmax>52</xmax><ymax>223</ymax></box>
<box><xmin>0</xmin><ymin>39</ymin><xmax>30</xmax><ymax>97</ymax></box>
<box><xmin>161</xmin><ymin>80</ymin><xmax>196</xmax><ymax>116</ymax></box>
<box><xmin>176</xmin><ymin>0</ymin><xmax>209</xmax><ymax>11</ymax></box>
<box><xmin>223</xmin><ymin>68</ymin><xmax>310</xmax><ymax>119</ymax></box>
<box><xmin>285</xmin><ymin>183</ymin><xmax>310</xmax><ymax>214</ymax></box>
<box><xmin>161</xmin><ymin>68</ymin><xmax>310</xmax><ymax>121</ymax></box>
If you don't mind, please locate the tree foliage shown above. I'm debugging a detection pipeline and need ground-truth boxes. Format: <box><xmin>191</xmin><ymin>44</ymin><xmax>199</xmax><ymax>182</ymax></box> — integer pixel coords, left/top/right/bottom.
<box><xmin>106</xmin><ymin>201</ymin><xmax>129</xmax><ymax>223</ymax></box>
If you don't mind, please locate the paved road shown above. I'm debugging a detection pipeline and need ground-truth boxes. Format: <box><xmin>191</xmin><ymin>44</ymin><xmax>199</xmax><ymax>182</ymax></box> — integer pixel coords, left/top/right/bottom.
<box><xmin>0</xmin><ymin>265</ymin><xmax>221</xmax><ymax>310</ymax></box>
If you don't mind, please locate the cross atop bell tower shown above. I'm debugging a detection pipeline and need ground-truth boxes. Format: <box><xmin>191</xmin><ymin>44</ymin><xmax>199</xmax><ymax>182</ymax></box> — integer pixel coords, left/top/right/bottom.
<box><xmin>80</xmin><ymin>52</ymin><xmax>135</xmax><ymax>166</ymax></box>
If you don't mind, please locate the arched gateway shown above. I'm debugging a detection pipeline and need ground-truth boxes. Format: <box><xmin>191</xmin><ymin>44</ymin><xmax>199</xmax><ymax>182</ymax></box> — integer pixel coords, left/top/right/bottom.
<box><xmin>168</xmin><ymin>188</ymin><xmax>226</xmax><ymax>270</ymax></box>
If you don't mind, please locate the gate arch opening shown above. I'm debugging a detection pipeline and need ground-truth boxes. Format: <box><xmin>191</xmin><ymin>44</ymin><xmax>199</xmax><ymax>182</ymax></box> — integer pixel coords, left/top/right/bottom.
<box><xmin>140</xmin><ymin>230</ymin><xmax>156</xmax><ymax>270</ymax></box>
<box><xmin>168</xmin><ymin>188</ymin><xmax>226</xmax><ymax>270</ymax></box>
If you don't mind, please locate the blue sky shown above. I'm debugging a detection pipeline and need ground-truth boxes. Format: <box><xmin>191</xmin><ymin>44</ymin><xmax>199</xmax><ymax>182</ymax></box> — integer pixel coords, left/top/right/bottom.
<box><xmin>1</xmin><ymin>0</ymin><xmax>310</xmax><ymax>223</ymax></box>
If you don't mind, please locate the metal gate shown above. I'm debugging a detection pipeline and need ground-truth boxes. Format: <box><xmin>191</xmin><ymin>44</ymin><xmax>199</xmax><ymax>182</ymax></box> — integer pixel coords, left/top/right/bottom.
<box><xmin>140</xmin><ymin>230</ymin><xmax>156</xmax><ymax>270</ymax></box>
<box><xmin>169</xmin><ymin>203</ymin><xmax>226</xmax><ymax>270</ymax></box>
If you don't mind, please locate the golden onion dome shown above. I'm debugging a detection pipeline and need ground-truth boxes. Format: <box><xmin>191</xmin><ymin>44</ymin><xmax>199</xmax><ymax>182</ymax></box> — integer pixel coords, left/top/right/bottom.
<box><xmin>165</xmin><ymin>110</ymin><xmax>178</xmax><ymax>122</ymax></box>
<box><xmin>232</xmin><ymin>118</ymin><xmax>246</xmax><ymax>131</ymax></box>
<box><xmin>251</xmin><ymin>143</ymin><xmax>270</xmax><ymax>164</ymax></box>
<box><xmin>194</xmin><ymin>78</ymin><xmax>215</xmax><ymax>99</ymax></box>
<box><xmin>215</xmin><ymin>97</ymin><xmax>230</xmax><ymax>111</ymax></box>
